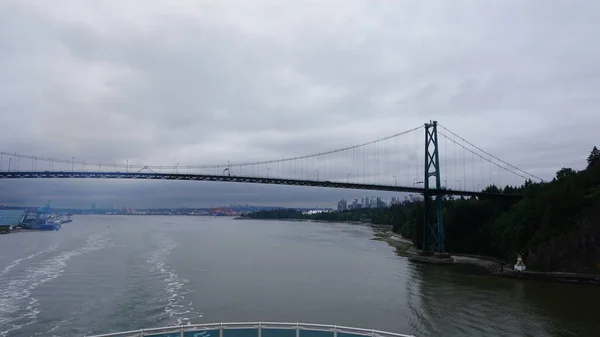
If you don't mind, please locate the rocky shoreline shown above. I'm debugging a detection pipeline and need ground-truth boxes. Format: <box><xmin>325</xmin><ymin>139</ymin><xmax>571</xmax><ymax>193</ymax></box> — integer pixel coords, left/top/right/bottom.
<box><xmin>375</xmin><ymin>230</ymin><xmax>600</xmax><ymax>285</ymax></box>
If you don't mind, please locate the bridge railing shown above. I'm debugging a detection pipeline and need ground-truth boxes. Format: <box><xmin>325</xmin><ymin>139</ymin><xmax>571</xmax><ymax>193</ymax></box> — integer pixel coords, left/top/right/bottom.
<box><xmin>86</xmin><ymin>321</ymin><xmax>415</xmax><ymax>337</ymax></box>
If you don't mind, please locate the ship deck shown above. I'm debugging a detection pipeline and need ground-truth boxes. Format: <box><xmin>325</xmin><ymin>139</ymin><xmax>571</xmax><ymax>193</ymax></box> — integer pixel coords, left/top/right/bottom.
<box><xmin>87</xmin><ymin>322</ymin><xmax>415</xmax><ymax>337</ymax></box>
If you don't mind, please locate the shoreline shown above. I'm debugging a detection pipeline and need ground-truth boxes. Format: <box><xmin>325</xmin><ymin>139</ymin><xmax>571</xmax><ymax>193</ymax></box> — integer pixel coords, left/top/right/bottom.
<box><xmin>229</xmin><ymin>217</ymin><xmax>600</xmax><ymax>285</ymax></box>
<box><xmin>1</xmin><ymin>228</ymin><xmax>60</xmax><ymax>234</ymax></box>
<box><xmin>234</xmin><ymin>216</ymin><xmax>390</xmax><ymax>227</ymax></box>
<box><xmin>374</xmin><ymin>229</ymin><xmax>600</xmax><ymax>286</ymax></box>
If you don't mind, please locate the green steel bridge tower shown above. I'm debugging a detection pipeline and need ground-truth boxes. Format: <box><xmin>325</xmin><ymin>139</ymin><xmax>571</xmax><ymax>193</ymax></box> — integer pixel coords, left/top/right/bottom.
<box><xmin>423</xmin><ymin>121</ymin><xmax>445</xmax><ymax>252</ymax></box>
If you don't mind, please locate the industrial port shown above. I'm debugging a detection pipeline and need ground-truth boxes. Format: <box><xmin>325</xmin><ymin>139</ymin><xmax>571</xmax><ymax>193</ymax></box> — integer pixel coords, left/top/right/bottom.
<box><xmin>0</xmin><ymin>202</ymin><xmax>72</xmax><ymax>234</ymax></box>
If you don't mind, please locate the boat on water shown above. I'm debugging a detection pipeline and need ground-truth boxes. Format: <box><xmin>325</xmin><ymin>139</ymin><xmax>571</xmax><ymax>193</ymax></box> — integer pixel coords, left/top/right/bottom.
<box><xmin>38</xmin><ymin>218</ymin><xmax>61</xmax><ymax>231</ymax></box>
<box><xmin>23</xmin><ymin>216</ymin><xmax>62</xmax><ymax>231</ymax></box>
<box><xmin>20</xmin><ymin>202</ymin><xmax>67</xmax><ymax>231</ymax></box>
<box><xmin>87</xmin><ymin>322</ymin><xmax>414</xmax><ymax>337</ymax></box>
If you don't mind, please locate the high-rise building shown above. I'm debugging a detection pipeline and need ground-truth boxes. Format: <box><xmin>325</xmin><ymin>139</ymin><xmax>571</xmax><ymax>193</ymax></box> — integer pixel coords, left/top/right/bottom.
<box><xmin>349</xmin><ymin>199</ymin><xmax>361</xmax><ymax>209</ymax></box>
<box><xmin>404</xmin><ymin>194</ymin><xmax>424</xmax><ymax>202</ymax></box>
<box><xmin>337</xmin><ymin>199</ymin><xmax>347</xmax><ymax>212</ymax></box>
<box><xmin>91</xmin><ymin>203</ymin><xmax>96</xmax><ymax>210</ymax></box>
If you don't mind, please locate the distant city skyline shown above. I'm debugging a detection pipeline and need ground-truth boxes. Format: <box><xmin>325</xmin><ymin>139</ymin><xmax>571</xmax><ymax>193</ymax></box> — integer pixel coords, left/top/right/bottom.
<box><xmin>0</xmin><ymin>178</ymin><xmax>405</xmax><ymax>209</ymax></box>
<box><xmin>335</xmin><ymin>194</ymin><xmax>423</xmax><ymax>211</ymax></box>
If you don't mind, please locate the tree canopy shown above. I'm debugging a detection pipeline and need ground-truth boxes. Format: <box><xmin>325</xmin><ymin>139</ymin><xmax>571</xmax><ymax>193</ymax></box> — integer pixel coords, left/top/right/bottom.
<box><xmin>588</xmin><ymin>146</ymin><xmax>600</xmax><ymax>168</ymax></box>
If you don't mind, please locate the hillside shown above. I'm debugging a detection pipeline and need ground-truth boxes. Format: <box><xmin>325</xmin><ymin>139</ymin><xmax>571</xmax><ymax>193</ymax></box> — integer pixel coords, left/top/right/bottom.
<box><xmin>398</xmin><ymin>146</ymin><xmax>600</xmax><ymax>273</ymax></box>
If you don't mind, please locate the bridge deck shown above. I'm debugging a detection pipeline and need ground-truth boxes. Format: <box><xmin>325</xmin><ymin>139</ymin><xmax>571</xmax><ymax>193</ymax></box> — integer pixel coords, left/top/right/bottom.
<box><xmin>0</xmin><ymin>171</ymin><xmax>519</xmax><ymax>198</ymax></box>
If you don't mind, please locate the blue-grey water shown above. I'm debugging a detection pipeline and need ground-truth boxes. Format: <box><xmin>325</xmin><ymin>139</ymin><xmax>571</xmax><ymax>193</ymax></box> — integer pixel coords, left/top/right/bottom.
<box><xmin>0</xmin><ymin>216</ymin><xmax>599</xmax><ymax>337</ymax></box>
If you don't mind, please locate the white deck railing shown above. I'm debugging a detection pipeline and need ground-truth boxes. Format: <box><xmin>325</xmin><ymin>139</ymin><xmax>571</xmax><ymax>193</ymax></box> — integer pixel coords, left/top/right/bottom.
<box><xmin>87</xmin><ymin>322</ymin><xmax>415</xmax><ymax>337</ymax></box>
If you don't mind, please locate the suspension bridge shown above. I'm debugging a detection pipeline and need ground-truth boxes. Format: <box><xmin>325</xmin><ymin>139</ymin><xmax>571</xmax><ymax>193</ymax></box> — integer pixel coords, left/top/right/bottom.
<box><xmin>0</xmin><ymin>121</ymin><xmax>543</xmax><ymax>252</ymax></box>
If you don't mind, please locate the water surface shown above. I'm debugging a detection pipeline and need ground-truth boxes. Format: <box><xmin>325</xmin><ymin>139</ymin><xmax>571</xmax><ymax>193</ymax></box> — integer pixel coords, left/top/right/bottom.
<box><xmin>0</xmin><ymin>216</ymin><xmax>598</xmax><ymax>337</ymax></box>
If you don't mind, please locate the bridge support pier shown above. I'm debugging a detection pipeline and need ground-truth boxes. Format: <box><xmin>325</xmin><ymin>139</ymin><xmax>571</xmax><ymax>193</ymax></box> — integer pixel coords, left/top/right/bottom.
<box><xmin>423</xmin><ymin>121</ymin><xmax>445</xmax><ymax>252</ymax></box>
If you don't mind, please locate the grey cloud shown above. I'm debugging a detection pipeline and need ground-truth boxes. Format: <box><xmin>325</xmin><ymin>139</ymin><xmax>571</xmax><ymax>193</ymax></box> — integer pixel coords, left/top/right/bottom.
<box><xmin>1</xmin><ymin>0</ymin><xmax>599</xmax><ymax>207</ymax></box>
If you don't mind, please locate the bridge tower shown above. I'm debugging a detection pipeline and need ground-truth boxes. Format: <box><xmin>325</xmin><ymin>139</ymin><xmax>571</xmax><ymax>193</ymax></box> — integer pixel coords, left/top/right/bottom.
<box><xmin>423</xmin><ymin>121</ymin><xmax>445</xmax><ymax>252</ymax></box>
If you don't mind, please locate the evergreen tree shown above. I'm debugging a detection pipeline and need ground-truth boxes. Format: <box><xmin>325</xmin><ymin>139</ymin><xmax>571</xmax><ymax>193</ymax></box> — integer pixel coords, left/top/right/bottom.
<box><xmin>587</xmin><ymin>146</ymin><xmax>600</xmax><ymax>168</ymax></box>
<box><xmin>555</xmin><ymin>167</ymin><xmax>576</xmax><ymax>180</ymax></box>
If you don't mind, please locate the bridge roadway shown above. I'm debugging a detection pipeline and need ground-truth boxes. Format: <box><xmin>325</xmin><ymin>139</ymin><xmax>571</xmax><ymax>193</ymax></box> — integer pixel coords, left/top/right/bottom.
<box><xmin>0</xmin><ymin>171</ymin><xmax>519</xmax><ymax>198</ymax></box>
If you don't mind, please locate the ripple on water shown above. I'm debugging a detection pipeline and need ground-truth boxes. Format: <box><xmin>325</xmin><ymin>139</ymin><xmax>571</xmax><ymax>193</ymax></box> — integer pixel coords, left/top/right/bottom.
<box><xmin>0</xmin><ymin>233</ymin><xmax>110</xmax><ymax>337</ymax></box>
<box><xmin>0</xmin><ymin>243</ymin><xmax>59</xmax><ymax>279</ymax></box>
<box><xmin>146</xmin><ymin>233</ymin><xmax>202</xmax><ymax>326</ymax></box>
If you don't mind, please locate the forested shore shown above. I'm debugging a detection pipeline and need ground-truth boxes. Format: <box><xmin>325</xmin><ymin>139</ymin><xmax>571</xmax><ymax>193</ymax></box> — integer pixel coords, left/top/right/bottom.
<box><xmin>246</xmin><ymin>147</ymin><xmax>600</xmax><ymax>274</ymax></box>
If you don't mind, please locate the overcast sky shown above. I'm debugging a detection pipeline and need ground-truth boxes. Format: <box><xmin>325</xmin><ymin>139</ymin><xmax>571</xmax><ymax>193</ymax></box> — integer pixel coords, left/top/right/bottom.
<box><xmin>1</xmin><ymin>1</ymin><xmax>599</xmax><ymax>208</ymax></box>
